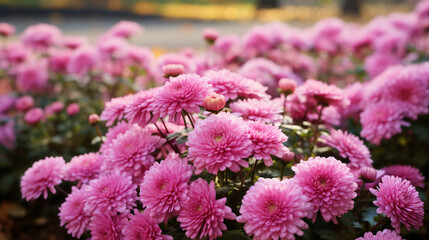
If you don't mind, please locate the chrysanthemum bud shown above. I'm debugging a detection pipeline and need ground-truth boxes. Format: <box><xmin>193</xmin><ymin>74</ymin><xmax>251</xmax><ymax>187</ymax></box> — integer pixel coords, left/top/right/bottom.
<box><xmin>66</xmin><ymin>103</ymin><xmax>80</xmax><ymax>116</ymax></box>
<box><xmin>359</xmin><ymin>166</ymin><xmax>377</xmax><ymax>182</ymax></box>
<box><xmin>202</xmin><ymin>28</ymin><xmax>219</xmax><ymax>44</ymax></box>
<box><xmin>89</xmin><ymin>114</ymin><xmax>100</xmax><ymax>126</ymax></box>
<box><xmin>15</xmin><ymin>95</ymin><xmax>34</xmax><ymax>112</ymax></box>
<box><xmin>24</xmin><ymin>108</ymin><xmax>44</xmax><ymax>125</ymax></box>
<box><xmin>0</xmin><ymin>23</ymin><xmax>15</xmax><ymax>37</ymax></box>
<box><xmin>278</xmin><ymin>78</ymin><xmax>296</xmax><ymax>95</ymax></box>
<box><xmin>281</xmin><ymin>151</ymin><xmax>295</xmax><ymax>162</ymax></box>
<box><xmin>202</xmin><ymin>93</ymin><xmax>226</xmax><ymax>112</ymax></box>
<box><xmin>162</xmin><ymin>64</ymin><xmax>185</xmax><ymax>78</ymax></box>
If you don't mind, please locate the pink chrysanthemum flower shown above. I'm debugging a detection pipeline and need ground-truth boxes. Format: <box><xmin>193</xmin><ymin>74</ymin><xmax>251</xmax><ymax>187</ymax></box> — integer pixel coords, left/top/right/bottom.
<box><xmin>123</xmin><ymin>210</ymin><xmax>173</xmax><ymax>240</ymax></box>
<box><xmin>230</xmin><ymin>98</ymin><xmax>283</xmax><ymax>123</ymax></box>
<box><xmin>236</xmin><ymin>77</ymin><xmax>271</xmax><ymax>101</ymax></box>
<box><xmin>107</xmin><ymin>20</ymin><xmax>144</xmax><ymax>38</ymax></box>
<box><xmin>0</xmin><ymin>120</ymin><xmax>15</xmax><ymax>150</ymax></box>
<box><xmin>247</xmin><ymin>121</ymin><xmax>289</xmax><ymax>167</ymax></box>
<box><xmin>140</xmin><ymin>153</ymin><xmax>193</xmax><ymax>223</ymax></box>
<box><xmin>237</xmin><ymin>178</ymin><xmax>310</xmax><ymax>240</ymax></box>
<box><xmin>292</xmin><ymin>156</ymin><xmax>357</xmax><ymax>223</ymax></box>
<box><xmin>16</xmin><ymin>61</ymin><xmax>49</xmax><ymax>93</ymax></box>
<box><xmin>21</xmin><ymin>23</ymin><xmax>61</xmax><ymax>49</ymax></box>
<box><xmin>187</xmin><ymin>112</ymin><xmax>252</xmax><ymax>174</ymax></box>
<box><xmin>89</xmin><ymin>211</ymin><xmax>128</xmax><ymax>240</ymax></box>
<box><xmin>124</xmin><ymin>88</ymin><xmax>159</xmax><ymax>127</ymax></box>
<box><xmin>355</xmin><ymin>229</ymin><xmax>403</xmax><ymax>240</ymax></box>
<box><xmin>59</xmin><ymin>186</ymin><xmax>91</xmax><ymax>238</ymax></box>
<box><xmin>20</xmin><ymin>156</ymin><xmax>65</xmax><ymax>201</ymax></box>
<box><xmin>204</xmin><ymin>69</ymin><xmax>250</xmax><ymax>101</ymax></box>
<box><xmin>99</xmin><ymin>121</ymin><xmax>131</xmax><ymax>153</ymax></box>
<box><xmin>382</xmin><ymin>165</ymin><xmax>425</xmax><ymax>188</ymax></box>
<box><xmin>67</xmin><ymin>46</ymin><xmax>99</xmax><ymax>76</ymax></box>
<box><xmin>321</xmin><ymin>129</ymin><xmax>372</xmax><ymax>169</ymax></box>
<box><xmin>364</xmin><ymin>52</ymin><xmax>402</xmax><ymax>78</ymax></box>
<box><xmin>370</xmin><ymin>175</ymin><xmax>424</xmax><ymax>233</ymax></box>
<box><xmin>103</xmin><ymin>125</ymin><xmax>165</xmax><ymax>183</ymax></box>
<box><xmin>0</xmin><ymin>22</ymin><xmax>15</xmax><ymax>37</ymax></box>
<box><xmin>150</xmin><ymin>73</ymin><xmax>212</xmax><ymax>122</ymax></box>
<box><xmin>360</xmin><ymin>101</ymin><xmax>410</xmax><ymax>145</ymax></box>
<box><xmin>295</xmin><ymin>79</ymin><xmax>349</xmax><ymax>108</ymax></box>
<box><xmin>177</xmin><ymin>179</ymin><xmax>236</xmax><ymax>240</ymax></box>
<box><xmin>64</xmin><ymin>153</ymin><xmax>103</xmax><ymax>184</ymax></box>
<box><xmin>100</xmin><ymin>94</ymin><xmax>134</xmax><ymax>126</ymax></box>
<box><xmin>84</xmin><ymin>172</ymin><xmax>138</xmax><ymax>215</ymax></box>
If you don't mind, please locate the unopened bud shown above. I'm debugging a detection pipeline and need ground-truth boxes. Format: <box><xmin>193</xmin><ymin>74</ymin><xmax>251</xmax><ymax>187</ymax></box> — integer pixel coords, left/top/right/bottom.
<box><xmin>278</xmin><ymin>78</ymin><xmax>296</xmax><ymax>95</ymax></box>
<box><xmin>66</xmin><ymin>103</ymin><xmax>80</xmax><ymax>116</ymax></box>
<box><xmin>202</xmin><ymin>93</ymin><xmax>226</xmax><ymax>112</ymax></box>
<box><xmin>281</xmin><ymin>151</ymin><xmax>295</xmax><ymax>162</ymax></box>
<box><xmin>24</xmin><ymin>108</ymin><xmax>44</xmax><ymax>126</ymax></box>
<box><xmin>359</xmin><ymin>166</ymin><xmax>377</xmax><ymax>182</ymax></box>
<box><xmin>202</xmin><ymin>28</ymin><xmax>219</xmax><ymax>44</ymax></box>
<box><xmin>163</xmin><ymin>64</ymin><xmax>185</xmax><ymax>78</ymax></box>
<box><xmin>89</xmin><ymin>114</ymin><xmax>100</xmax><ymax>126</ymax></box>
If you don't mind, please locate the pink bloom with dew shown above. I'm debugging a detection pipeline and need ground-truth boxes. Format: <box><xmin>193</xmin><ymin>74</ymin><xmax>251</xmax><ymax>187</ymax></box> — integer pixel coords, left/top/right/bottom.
<box><xmin>103</xmin><ymin>125</ymin><xmax>165</xmax><ymax>183</ymax></box>
<box><xmin>322</xmin><ymin>129</ymin><xmax>372</xmax><ymax>169</ymax></box>
<box><xmin>123</xmin><ymin>210</ymin><xmax>173</xmax><ymax>240</ymax></box>
<box><xmin>64</xmin><ymin>152</ymin><xmax>103</xmax><ymax>183</ymax></box>
<box><xmin>16</xmin><ymin>62</ymin><xmax>48</xmax><ymax>93</ymax></box>
<box><xmin>360</xmin><ymin>101</ymin><xmax>410</xmax><ymax>145</ymax></box>
<box><xmin>66</xmin><ymin>103</ymin><xmax>80</xmax><ymax>116</ymax></box>
<box><xmin>292</xmin><ymin>156</ymin><xmax>357</xmax><ymax>223</ymax></box>
<box><xmin>355</xmin><ymin>229</ymin><xmax>403</xmax><ymax>240</ymax></box>
<box><xmin>0</xmin><ymin>22</ymin><xmax>15</xmax><ymax>37</ymax></box>
<box><xmin>21</xmin><ymin>23</ymin><xmax>61</xmax><ymax>49</ymax></box>
<box><xmin>140</xmin><ymin>153</ymin><xmax>193</xmax><ymax>223</ymax></box>
<box><xmin>90</xmin><ymin>211</ymin><xmax>128</xmax><ymax>240</ymax></box>
<box><xmin>15</xmin><ymin>96</ymin><xmax>34</xmax><ymax>112</ymax></box>
<box><xmin>99</xmin><ymin>121</ymin><xmax>131</xmax><ymax>153</ymax></box>
<box><xmin>24</xmin><ymin>108</ymin><xmax>44</xmax><ymax>125</ymax></box>
<box><xmin>370</xmin><ymin>175</ymin><xmax>424</xmax><ymax>233</ymax></box>
<box><xmin>58</xmin><ymin>186</ymin><xmax>91</xmax><ymax>238</ymax></box>
<box><xmin>100</xmin><ymin>94</ymin><xmax>134</xmax><ymax>126</ymax></box>
<box><xmin>150</xmin><ymin>73</ymin><xmax>212</xmax><ymax>122</ymax></box>
<box><xmin>84</xmin><ymin>172</ymin><xmax>138</xmax><ymax>215</ymax></box>
<box><xmin>124</xmin><ymin>88</ymin><xmax>159</xmax><ymax>127</ymax></box>
<box><xmin>187</xmin><ymin>112</ymin><xmax>252</xmax><ymax>175</ymax></box>
<box><xmin>237</xmin><ymin>178</ymin><xmax>310</xmax><ymax>240</ymax></box>
<box><xmin>107</xmin><ymin>20</ymin><xmax>144</xmax><ymax>38</ymax></box>
<box><xmin>204</xmin><ymin>69</ymin><xmax>249</xmax><ymax>101</ymax></box>
<box><xmin>295</xmin><ymin>79</ymin><xmax>349</xmax><ymax>108</ymax></box>
<box><xmin>382</xmin><ymin>165</ymin><xmax>425</xmax><ymax>188</ymax></box>
<box><xmin>247</xmin><ymin>120</ymin><xmax>289</xmax><ymax>167</ymax></box>
<box><xmin>20</xmin><ymin>156</ymin><xmax>65</xmax><ymax>201</ymax></box>
<box><xmin>177</xmin><ymin>179</ymin><xmax>236</xmax><ymax>240</ymax></box>
<box><xmin>230</xmin><ymin>98</ymin><xmax>283</xmax><ymax>123</ymax></box>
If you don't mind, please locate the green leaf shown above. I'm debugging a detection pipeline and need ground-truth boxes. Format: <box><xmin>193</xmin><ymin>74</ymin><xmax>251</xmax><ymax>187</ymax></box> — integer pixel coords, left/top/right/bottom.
<box><xmin>176</xmin><ymin>136</ymin><xmax>188</xmax><ymax>145</ymax></box>
<box><xmin>340</xmin><ymin>212</ymin><xmax>356</xmax><ymax>227</ymax></box>
<box><xmin>167</xmin><ymin>132</ymin><xmax>182</xmax><ymax>140</ymax></box>
<box><xmin>217</xmin><ymin>230</ymin><xmax>251</xmax><ymax>240</ymax></box>
<box><xmin>362</xmin><ymin>207</ymin><xmax>379</xmax><ymax>227</ymax></box>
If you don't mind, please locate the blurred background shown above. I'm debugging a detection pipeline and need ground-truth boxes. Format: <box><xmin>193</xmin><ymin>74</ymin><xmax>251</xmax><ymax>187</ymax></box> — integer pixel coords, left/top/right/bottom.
<box><xmin>0</xmin><ymin>0</ymin><xmax>420</xmax><ymax>50</ymax></box>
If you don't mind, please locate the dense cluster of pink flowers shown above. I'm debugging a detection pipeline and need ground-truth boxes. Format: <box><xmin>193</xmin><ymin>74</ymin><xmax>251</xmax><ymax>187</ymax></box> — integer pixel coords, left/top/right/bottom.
<box><xmin>8</xmin><ymin>1</ymin><xmax>429</xmax><ymax>239</ymax></box>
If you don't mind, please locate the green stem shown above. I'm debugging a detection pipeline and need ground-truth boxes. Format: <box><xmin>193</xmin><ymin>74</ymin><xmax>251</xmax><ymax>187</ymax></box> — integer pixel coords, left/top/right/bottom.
<box><xmin>369</xmin><ymin>217</ymin><xmax>387</xmax><ymax>233</ymax></box>
<box><xmin>95</xmin><ymin>124</ymin><xmax>104</xmax><ymax>143</ymax></box>
<box><xmin>250</xmin><ymin>160</ymin><xmax>258</xmax><ymax>184</ymax></box>
<box><xmin>280</xmin><ymin>161</ymin><xmax>286</xmax><ymax>179</ymax></box>
<box><xmin>154</xmin><ymin>123</ymin><xmax>180</xmax><ymax>154</ymax></box>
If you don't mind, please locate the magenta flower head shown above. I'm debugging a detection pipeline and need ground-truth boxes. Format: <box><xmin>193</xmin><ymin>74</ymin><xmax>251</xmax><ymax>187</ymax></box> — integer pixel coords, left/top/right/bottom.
<box><xmin>100</xmin><ymin>94</ymin><xmax>134</xmax><ymax>126</ymax></box>
<box><xmin>356</xmin><ymin>229</ymin><xmax>403</xmax><ymax>240</ymax></box>
<box><xmin>321</xmin><ymin>129</ymin><xmax>372</xmax><ymax>169</ymax></box>
<box><xmin>382</xmin><ymin>165</ymin><xmax>425</xmax><ymax>188</ymax></box>
<box><xmin>140</xmin><ymin>153</ymin><xmax>193</xmax><ymax>223</ymax></box>
<box><xmin>150</xmin><ymin>73</ymin><xmax>213</xmax><ymax>122</ymax></box>
<box><xmin>237</xmin><ymin>178</ymin><xmax>310</xmax><ymax>240</ymax></box>
<box><xmin>15</xmin><ymin>96</ymin><xmax>34</xmax><ymax>112</ymax></box>
<box><xmin>359</xmin><ymin>167</ymin><xmax>377</xmax><ymax>182</ymax></box>
<box><xmin>292</xmin><ymin>156</ymin><xmax>357</xmax><ymax>223</ymax></box>
<box><xmin>202</xmin><ymin>92</ymin><xmax>226</xmax><ymax>112</ymax></box>
<box><xmin>230</xmin><ymin>98</ymin><xmax>283</xmax><ymax>123</ymax></box>
<box><xmin>107</xmin><ymin>20</ymin><xmax>144</xmax><ymax>38</ymax></box>
<box><xmin>99</xmin><ymin>121</ymin><xmax>131</xmax><ymax>153</ymax></box>
<box><xmin>177</xmin><ymin>179</ymin><xmax>236</xmax><ymax>240</ymax></box>
<box><xmin>162</xmin><ymin>64</ymin><xmax>185</xmax><ymax>78</ymax></box>
<box><xmin>247</xmin><ymin>120</ymin><xmax>289</xmax><ymax>167</ymax></box>
<box><xmin>67</xmin><ymin>46</ymin><xmax>99</xmax><ymax>76</ymax></box>
<box><xmin>123</xmin><ymin>210</ymin><xmax>173</xmax><ymax>240</ymax></box>
<box><xmin>89</xmin><ymin>211</ymin><xmax>128</xmax><ymax>240</ymax></box>
<box><xmin>202</xmin><ymin>28</ymin><xmax>219</xmax><ymax>44</ymax></box>
<box><xmin>84</xmin><ymin>172</ymin><xmax>138</xmax><ymax>215</ymax></box>
<box><xmin>21</xmin><ymin>23</ymin><xmax>61</xmax><ymax>50</ymax></box>
<box><xmin>44</xmin><ymin>101</ymin><xmax>64</xmax><ymax>116</ymax></box>
<box><xmin>370</xmin><ymin>175</ymin><xmax>424</xmax><ymax>233</ymax></box>
<box><xmin>0</xmin><ymin>22</ymin><xmax>15</xmax><ymax>37</ymax></box>
<box><xmin>103</xmin><ymin>125</ymin><xmax>165</xmax><ymax>183</ymax></box>
<box><xmin>66</xmin><ymin>103</ymin><xmax>80</xmax><ymax>116</ymax></box>
<box><xmin>64</xmin><ymin>152</ymin><xmax>103</xmax><ymax>184</ymax></box>
<box><xmin>203</xmin><ymin>69</ymin><xmax>249</xmax><ymax>101</ymax></box>
<box><xmin>24</xmin><ymin>107</ymin><xmax>44</xmax><ymax>126</ymax></box>
<box><xmin>278</xmin><ymin>78</ymin><xmax>297</xmax><ymax>95</ymax></box>
<box><xmin>187</xmin><ymin>112</ymin><xmax>252</xmax><ymax>175</ymax></box>
<box><xmin>58</xmin><ymin>186</ymin><xmax>91</xmax><ymax>238</ymax></box>
<box><xmin>20</xmin><ymin>156</ymin><xmax>65</xmax><ymax>201</ymax></box>
<box><xmin>61</xmin><ymin>35</ymin><xmax>88</xmax><ymax>49</ymax></box>
<box><xmin>16</xmin><ymin>62</ymin><xmax>48</xmax><ymax>93</ymax></box>
<box><xmin>124</xmin><ymin>88</ymin><xmax>159</xmax><ymax>127</ymax></box>
<box><xmin>295</xmin><ymin>79</ymin><xmax>349</xmax><ymax>108</ymax></box>
<box><xmin>89</xmin><ymin>113</ymin><xmax>100</xmax><ymax>126</ymax></box>
<box><xmin>0</xmin><ymin>120</ymin><xmax>15</xmax><ymax>150</ymax></box>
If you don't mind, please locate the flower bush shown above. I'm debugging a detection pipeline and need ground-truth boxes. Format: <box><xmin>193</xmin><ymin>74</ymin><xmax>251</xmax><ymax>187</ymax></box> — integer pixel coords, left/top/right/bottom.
<box><xmin>1</xmin><ymin>1</ymin><xmax>429</xmax><ymax>239</ymax></box>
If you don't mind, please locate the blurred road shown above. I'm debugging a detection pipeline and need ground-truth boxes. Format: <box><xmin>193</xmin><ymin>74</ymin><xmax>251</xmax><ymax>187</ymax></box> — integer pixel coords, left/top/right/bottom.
<box><xmin>0</xmin><ymin>14</ymin><xmax>277</xmax><ymax>50</ymax></box>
